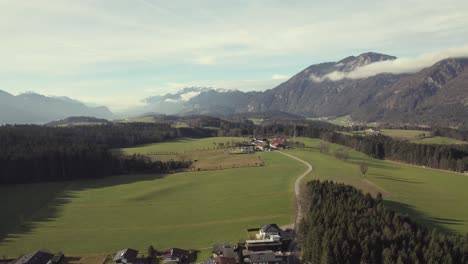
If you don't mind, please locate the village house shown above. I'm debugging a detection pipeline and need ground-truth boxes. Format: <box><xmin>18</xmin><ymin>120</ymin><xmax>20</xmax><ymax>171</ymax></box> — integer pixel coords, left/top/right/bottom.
<box><xmin>114</xmin><ymin>248</ymin><xmax>139</xmax><ymax>264</ymax></box>
<box><xmin>212</xmin><ymin>242</ymin><xmax>237</xmax><ymax>259</ymax></box>
<box><xmin>257</xmin><ymin>224</ymin><xmax>281</xmax><ymax>239</ymax></box>
<box><xmin>162</xmin><ymin>248</ymin><xmax>196</xmax><ymax>264</ymax></box>
<box><xmin>203</xmin><ymin>256</ymin><xmax>237</xmax><ymax>264</ymax></box>
<box><xmin>240</xmin><ymin>224</ymin><xmax>293</xmax><ymax>258</ymax></box>
<box><xmin>269</xmin><ymin>138</ymin><xmax>286</xmax><ymax>150</ymax></box>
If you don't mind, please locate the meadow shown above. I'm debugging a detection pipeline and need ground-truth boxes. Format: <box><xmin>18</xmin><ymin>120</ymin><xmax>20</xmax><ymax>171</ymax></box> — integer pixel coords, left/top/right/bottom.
<box><xmin>343</xmin><ymin>129</ymin><xmax>467</xmax><ymax>144</ymax></box>
<box><xmin>0</xmin><ymin>141</ymin><xmax>305</xmax><ymax>257</ymax></box>
<box><xmin>116</xmin><ymin>137</ymin><xmax>263</xmax><ymax>170</ymax></box>
<box><xmin>291</xmin><ymin>137</ymin><xmax>468</xmax><ymax>234</ymax></box>
<box><xmin>411</xmin><ymin>136</ymin><xmax>468</xmax><ymax>145</ymax></box>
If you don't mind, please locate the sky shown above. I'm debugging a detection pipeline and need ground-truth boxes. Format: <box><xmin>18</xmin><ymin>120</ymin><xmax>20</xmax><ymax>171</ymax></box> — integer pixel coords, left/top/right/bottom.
<box><xmin>1</xmin><ymin>0</ymin><xmax>468</xmax><ymax>112</ymax></box>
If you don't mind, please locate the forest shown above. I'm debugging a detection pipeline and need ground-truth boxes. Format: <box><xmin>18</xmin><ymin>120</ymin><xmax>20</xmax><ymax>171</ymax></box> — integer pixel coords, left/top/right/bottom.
<box><xmin>298</xmin><ymin>180</ymin><xmax>468</xmax><ymax>264</ymax></box>
<box><xmin>0</xmin><ymin>123</ymin><xmax>211</xmax><ymax>184</ymax></box>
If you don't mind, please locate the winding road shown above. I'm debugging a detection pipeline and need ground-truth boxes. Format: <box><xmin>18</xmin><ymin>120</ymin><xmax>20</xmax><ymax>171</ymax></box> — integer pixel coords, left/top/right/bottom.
<box><xmin>278</xmin><ymin>151</ymin><xmax>313</xmax><ymax>228</ymax></box>
<box><xmin>278</xmin><ymin>151</ymin><xmax>313</xmax><ymax>264</ymax></box>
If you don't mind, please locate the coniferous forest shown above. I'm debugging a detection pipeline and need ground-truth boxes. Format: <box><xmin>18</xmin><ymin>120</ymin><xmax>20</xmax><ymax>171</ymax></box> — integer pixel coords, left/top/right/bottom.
<box><xmin>298</xmin><ymin>181</ymin><xmax>468</xmax><ymax>264</ymax></box>
<box><xmin>0</xmin><ymin>123</ymin><xmax>213</xmax><ymax>184</ymax></box>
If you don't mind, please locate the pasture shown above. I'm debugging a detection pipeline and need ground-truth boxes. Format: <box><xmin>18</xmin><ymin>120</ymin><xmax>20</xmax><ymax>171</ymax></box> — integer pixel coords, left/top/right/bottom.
<box><xmin>291</xmin><ymin>137</ymin><xmax>468</xmax><ymax>234</ymax></box>
<box><xmin>116</xmin><ymin>138</ymin><xmax>263</xmax><ymax>170</ymax></box>
<box><xmin>411</xmin><ymin>136</ymin><xmax>467</xmax><ymax>145</ymax></box>
<box><xmin>0</xmin><ymin>150</ymin><xmax>305</xmax><ymax>257</ymax></box>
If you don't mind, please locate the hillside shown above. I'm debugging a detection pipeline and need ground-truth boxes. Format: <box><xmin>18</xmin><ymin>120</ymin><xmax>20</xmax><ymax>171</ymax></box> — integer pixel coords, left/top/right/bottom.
<box><xmin>0</xmin><ymin>91</ymin><xmax>114</xmax><ymax>124</ymax></box>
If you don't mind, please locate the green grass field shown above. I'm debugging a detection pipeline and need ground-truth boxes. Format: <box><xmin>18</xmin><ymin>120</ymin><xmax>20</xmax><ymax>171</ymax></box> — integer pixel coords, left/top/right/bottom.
<box><xmin>116</xmin><ymin>138</ymin><xmax>262</xmax><ymax>170</ymax></box>
<box><xmin>0</xmin><ymin>149</ymin><xmax>305</xmax><ymax>257</ymax></box>
<box><xmin>291</xmin><ymin>137</ymin><xmax>468</xmax><ymax>234</ymax></box>
<box><xmin>344</xmin><ymin>129</ymin><xmax>467</xmax><ymax>145</ymax></box>
<box><xmin>118</xmin><ymin>138</ymin><xmax>246</xmax><ymax>153</ymax></box>
<box><xmin>411</xmin><ymin>136</ymin><xmax>468</xmax><ymax>145</ymax></box>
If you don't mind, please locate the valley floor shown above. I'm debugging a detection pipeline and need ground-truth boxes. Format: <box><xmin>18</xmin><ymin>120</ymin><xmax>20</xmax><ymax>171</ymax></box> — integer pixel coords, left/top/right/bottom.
<box><xmin>0</xmin><ymin>145</ymin><xmax>304</xmax><ymax>257</ymax></box>
<box><xmin>2</xmin><ymin>136</ymin><xmax>467</xmax><ymax>258</ymax></box>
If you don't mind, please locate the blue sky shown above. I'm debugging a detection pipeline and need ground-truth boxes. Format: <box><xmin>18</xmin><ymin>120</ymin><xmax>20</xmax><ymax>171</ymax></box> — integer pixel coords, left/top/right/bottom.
<box><xmin>1</xmin><ymin>0</ymin><xmax>468</xmax><ymax>111</ymax></box>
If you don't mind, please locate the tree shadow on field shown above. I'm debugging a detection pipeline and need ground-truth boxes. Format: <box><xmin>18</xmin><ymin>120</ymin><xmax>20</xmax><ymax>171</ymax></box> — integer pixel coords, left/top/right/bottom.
<box><xmin>0</xmin><ymin>173</ymin><xmax>168</xmax><ymax>256</ymax></box>
<box><xmin>373</xmin><ymin>174</ymin><xmax>425</xmax><ymax>184</ymax></box>
<box><xmin>383</xmin><ymin>200</ymin><xmax>464</xmax><ymax>234</ymax></box>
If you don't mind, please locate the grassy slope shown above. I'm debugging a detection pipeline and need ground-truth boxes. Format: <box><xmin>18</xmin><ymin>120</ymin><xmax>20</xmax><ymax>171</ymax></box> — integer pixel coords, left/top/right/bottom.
<box><xmin>380</xmin><ymin>129</ymin><xmax>427</xmax><ymax>139</ymax></box>
<box><xmin>0</xmin><ymin>152</ymin><xmax>305</xmax><ymax>257</ymax></box>
<box><xmin>291</xmin><ymin>137</ymin><xmax>468</xmax><ymax>234</ymax></box>
<box><xmin>411</xmin><ymin>136</ymin><xmax>468</xmax><ymax>145</ymax></box>
<box><xmin>118</xmin><ymin>138</ymin><xmax>246</xmax><ymax>153</ymax></box>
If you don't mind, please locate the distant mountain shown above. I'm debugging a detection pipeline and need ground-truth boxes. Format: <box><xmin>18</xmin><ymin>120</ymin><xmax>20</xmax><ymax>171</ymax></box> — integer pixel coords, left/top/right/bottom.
<box><xmin>0</xmin><ymin>91</ymin><xmax>114</xmax><ymax>124</ymax></box>
<box><xmin>141</xmin><ymin>86</ymin><xmax>259</xmax><ymax>116</ymax></box>
<box><xmin>142</xmin><ymin>52</ymin><xmax>467</xmax><ymax>127</ymax></box>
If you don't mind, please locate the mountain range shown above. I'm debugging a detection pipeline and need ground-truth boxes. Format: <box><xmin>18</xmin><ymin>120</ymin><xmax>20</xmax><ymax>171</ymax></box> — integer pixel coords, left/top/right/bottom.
<box><xmin>0</xmin><ymin>91</ymin><xmax>113</xmax><ymax>124</ymax></box>
<box><xmin>141</xmin><ymin>52</ymin><xmax>468</xmax><ymax>127</ymax></box>
<box><xmin>1</xmin><ymin>52</ymin><xmax>467</xmax><ymax>127</ymax></box>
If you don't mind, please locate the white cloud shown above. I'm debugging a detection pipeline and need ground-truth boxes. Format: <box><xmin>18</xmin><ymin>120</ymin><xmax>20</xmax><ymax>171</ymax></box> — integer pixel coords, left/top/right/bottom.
<box><xmin>272</xmin><ymin>74</ymin><xmax>289</xmax><ymax>80</ymax></box>
<box><xmin>163</xmin><ymin>98</ymin><xmax>179</xmax><ymax>103</ymax></box>
<box><xmin>312</xmin><ymin>45</ymin><xmax>468</xmax><ymax>82</ymax></box>
<box><xmin>180</xmin><ymin>91</ymin><xmax>202</xmax><ymax>101</ymax></box>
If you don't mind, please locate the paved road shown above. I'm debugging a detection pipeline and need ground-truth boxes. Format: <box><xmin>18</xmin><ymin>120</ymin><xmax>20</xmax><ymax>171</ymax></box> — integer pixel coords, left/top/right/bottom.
<box><xmin>278</xmin><ymin>151</ymin><xmax>313</xmax><ymax>228</ymax></box>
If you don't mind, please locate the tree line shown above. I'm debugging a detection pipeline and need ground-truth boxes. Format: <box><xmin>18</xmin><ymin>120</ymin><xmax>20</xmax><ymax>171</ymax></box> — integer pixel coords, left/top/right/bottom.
<box><xmin>0</xmin><ymin>123</ymin><xmax>213</xmax><ymax>184</ymax></box>
<box><xmin>322</xmin><ymin>132</ymin><xmax>468</xmax><ymax>172</ymax></box>
<box><xmin>298</xmin><ymin>180</ymin><xmax>468</xmax><ymax>264</ymax></box>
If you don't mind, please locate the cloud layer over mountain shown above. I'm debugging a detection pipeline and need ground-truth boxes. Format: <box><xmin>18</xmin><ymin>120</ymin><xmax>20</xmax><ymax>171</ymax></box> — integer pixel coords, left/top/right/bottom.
<box><xmin>313</xmin><ymin>46</ymin><xmax>468</xmax><ymax>82</ymax></box>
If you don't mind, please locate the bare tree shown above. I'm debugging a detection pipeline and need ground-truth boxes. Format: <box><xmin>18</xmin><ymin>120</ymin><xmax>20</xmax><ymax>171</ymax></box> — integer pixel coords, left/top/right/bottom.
<box><xmin>360</xmin><ymin>162</ymin><xmax>368</xmax><ymax>177</ymax></box>
<box><xmin>334</xmin><ymin>148</ymin><xmax>349</xmax><ymax>160</ymax></box>
<box><xmin>319</xmin><ymin>142</ymin><xmax>330</xmax><ymax>154</ymax></box>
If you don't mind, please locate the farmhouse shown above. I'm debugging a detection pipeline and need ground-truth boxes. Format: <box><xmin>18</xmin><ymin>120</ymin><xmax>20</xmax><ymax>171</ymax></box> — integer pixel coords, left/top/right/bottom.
<box><xmin>269</xmin><ymin>138</ymin><xmax>286</xmax><ymax>150</ymax></box>
<box><xmin>14</xmin><ymin>251</ymin><xmax>53</xmax><ymax>264</ymax></box>
<box><xmin>114</xmin><ymin>248</ymin><xmax>139</xmax><ymax>264</ymax></box>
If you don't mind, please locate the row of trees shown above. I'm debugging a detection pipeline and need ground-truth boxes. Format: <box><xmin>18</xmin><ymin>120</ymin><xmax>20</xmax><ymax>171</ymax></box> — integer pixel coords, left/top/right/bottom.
<box><xmin>322</xmin><ymin>132</ymin><xmax>468</xmax><ymax>172</ymax></box>
<box><xmin>258</xmin><ymin>121</ymin><xmax>468</xmax><ymax>172</ymax></box>
<box><xmin>298</xmin><ymin>180</ymin><xmax>468</xmax><ymax>264</ymax></box>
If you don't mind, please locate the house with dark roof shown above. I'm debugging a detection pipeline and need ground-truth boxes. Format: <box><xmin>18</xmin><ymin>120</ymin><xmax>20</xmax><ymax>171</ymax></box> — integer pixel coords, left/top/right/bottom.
<box><xmin>162</xmin><ymin>248</ymin><xmax>196</xmax><ymax>264</ymax></box>
<box><xmin>14</xmin><ymin>251</ymin><xmax>53</xmax><ymax>264</ymax></box>
<box><xmin>258</xmin><ymin>224</ymin><xmax>281</xmax><ymax>239</ymax></box>
<box><xmin>245</xmin><ymin>252</ymin><xmax>283</xmax><ymax>264</ymax></box>
<box><xmin>212</xmin><ymin>242</ymin><xmax>236</xmax><ymax>258</ymax></box>
<box><xmin>46</xmin><ymin>252</ymin><xmax>65</xmax><ymax>264</ymax></box>
<box><xmin>113</xmin><ymin>248</ymin><xmax>139</xmax><ymax>264</ymax></box>
<box><xmin>203</xmin><ymin>256</ymin><xmax>236</xmax><ymax>264</ymax></box>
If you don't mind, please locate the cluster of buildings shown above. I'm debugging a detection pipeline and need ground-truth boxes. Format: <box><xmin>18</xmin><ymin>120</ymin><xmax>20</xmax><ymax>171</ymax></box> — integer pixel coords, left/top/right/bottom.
<box><xmin>246</xmin><ymin>138</ymin><xmax>288</xmax><ymax>152</ymax></box>
<box><xmin>204</xmin><ymin>224</ymin><xmax>293</xmax><ymax>264</ymax></box>
<box><xmin>9</xmin><ymin>225</ymin><xmax>292</xmax><ymax>264</ymax></box>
